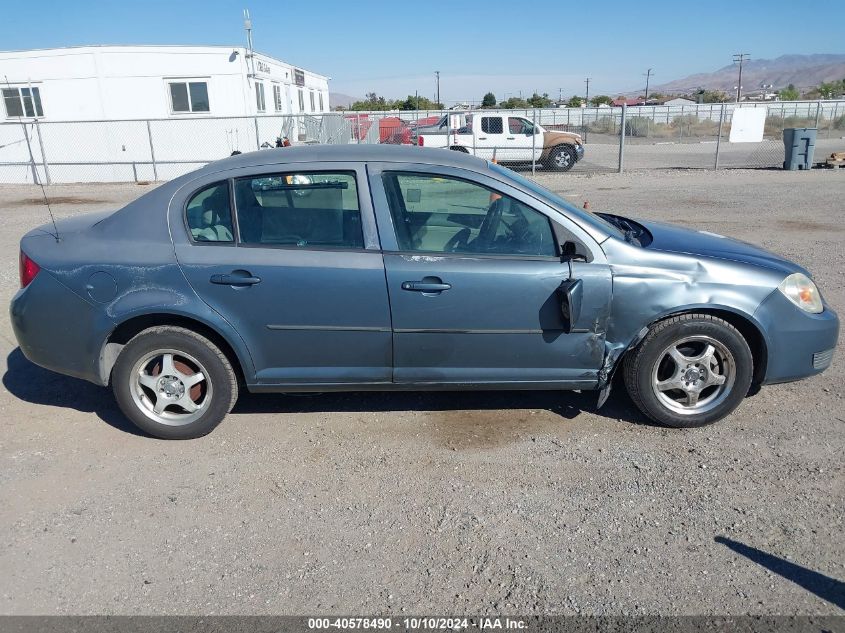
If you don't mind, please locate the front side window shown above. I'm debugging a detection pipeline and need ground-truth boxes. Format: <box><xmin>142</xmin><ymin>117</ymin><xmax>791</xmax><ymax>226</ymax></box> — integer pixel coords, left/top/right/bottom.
<box><xmin>509</xmin><ymin>117</ymin><xmax>534</xmax><ymax>134</ymax></box>
<box><xmin>186</xmin><ymin>182</ymin><xmax>234</xmax><ymax>242</ymax></box>
<box><xmin>168</xmin><ymin>81</ymin><xmax>209</xmax><ymax>113</ymax></box>
<box><xmin>234</xmin><ymin>172</ymin><xmax>363</xmax><ymax>249</ymax></box>
<box><xmin>481</xmin><ymin>117</ymin><xmax>503</xmax><ymax>134</ymax></box>
<box><xmin>255</xmin><ymin>82</ymin><xmax>266</xmax><ymax>112</ymax></box>
<box><xmin>3</xmin><ymin>87</ymin><xmax>44</xmax><ymax>118</ymax></box>
<box><xmin>382</xmin><ymin>172</ymin><xmax>556</xmax><ymax>257</ymax></box>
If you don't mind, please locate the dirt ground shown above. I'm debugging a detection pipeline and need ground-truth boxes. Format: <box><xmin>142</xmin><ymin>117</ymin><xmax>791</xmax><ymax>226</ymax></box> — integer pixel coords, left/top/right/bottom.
<box><xmin>0</xmin><ymin>168</ymin><xmax>843</xmax><ymax>616</ymax></box>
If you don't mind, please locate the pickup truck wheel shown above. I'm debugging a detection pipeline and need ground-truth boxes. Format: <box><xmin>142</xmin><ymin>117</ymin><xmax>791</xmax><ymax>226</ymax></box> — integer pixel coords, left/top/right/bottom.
<box><xmin>112</xmin><ymin>326</ymin><xmax>238</xmax><ymax>439</ymax></box>
<box><xmin>546</xmin><ymin>145</ymin><xmax>577</xmax><ymax>171</ymax></box>
<box><xmin>623</xmin><ymin>314</ymin><xmax>753</xmax><ymax>428</ymax></box>
<box><xmin>449</xmin><ymin>146</ymin><xmax>469</xmax><ymax>153</ymax></box>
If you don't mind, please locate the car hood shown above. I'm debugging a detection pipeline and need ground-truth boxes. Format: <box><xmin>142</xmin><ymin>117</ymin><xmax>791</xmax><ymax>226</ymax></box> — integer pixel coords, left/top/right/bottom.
<box><xmin>638</xmin><ymin>218</ymin><xmax>806</xmax><ymax>276</ymax></box>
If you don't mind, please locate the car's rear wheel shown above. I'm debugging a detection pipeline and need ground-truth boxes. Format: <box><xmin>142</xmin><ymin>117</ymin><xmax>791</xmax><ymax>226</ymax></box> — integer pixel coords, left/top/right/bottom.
<box><xmin>112</xmin><ymin>326</ymin><xmax>237</xmax><ymax>439</ymax></box>
<box><xmin>623</xmin><ymin>314</ymin><xmax>753</xmax><ymax>427</ymax></box>
<box><xmin>546</xmin><ymin>145</ymin><xmax>577</xmax><ymax>171</ymax></box>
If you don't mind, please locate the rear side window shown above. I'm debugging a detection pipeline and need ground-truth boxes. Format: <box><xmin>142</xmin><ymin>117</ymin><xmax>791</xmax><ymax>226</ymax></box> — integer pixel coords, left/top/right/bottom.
<box><xmin>234</xmin><ymin>172</ymin><xmax>363</xmax><ymax>249</ymax></box>
<box><xmin>481</xmin><ymin>117</ymin><xmax>503</xmax><ymax>134</ymax></box>
<box><xmin>186</xmin><ymin>182</ymin><xmax>234</xmax><ymax>242</ymax></box>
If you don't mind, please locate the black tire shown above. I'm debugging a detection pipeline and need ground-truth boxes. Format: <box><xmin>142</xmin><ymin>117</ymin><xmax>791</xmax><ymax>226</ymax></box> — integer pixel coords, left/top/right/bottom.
<box><xmin>545</xmin><ymin>145</ymin><xmax>577</xmax><ymax>172</ymax></box>
<box><xmin>623</xmin><ymin>314</ymin><xmax>753</xmax><ymax>428</ymax></box>
<box><xmin>112</xmin><ymin>326</ymin><xmax>238</xmax><ymax>439</ymax></box>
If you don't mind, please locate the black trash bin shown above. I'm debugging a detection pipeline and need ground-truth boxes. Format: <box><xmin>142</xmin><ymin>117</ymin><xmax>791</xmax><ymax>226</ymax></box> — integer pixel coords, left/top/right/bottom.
<box><xmin>783</xmin><ymin>127</ymin><xmax>817</xmax><ymax>170</ymax></box>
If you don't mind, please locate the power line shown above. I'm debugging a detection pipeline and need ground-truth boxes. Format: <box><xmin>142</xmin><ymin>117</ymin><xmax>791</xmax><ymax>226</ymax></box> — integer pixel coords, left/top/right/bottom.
<box><xmin>732</xmin><ymin>53</ymin><xmax>750</xmax><ymax>102</ymax></box>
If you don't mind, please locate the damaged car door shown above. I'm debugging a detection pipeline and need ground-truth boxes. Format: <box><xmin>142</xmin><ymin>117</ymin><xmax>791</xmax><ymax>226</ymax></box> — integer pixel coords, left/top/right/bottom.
<box><xmin>369</xmin><ymin>164</ymin><xmax>612</xmax><ymax>387</ymax></box>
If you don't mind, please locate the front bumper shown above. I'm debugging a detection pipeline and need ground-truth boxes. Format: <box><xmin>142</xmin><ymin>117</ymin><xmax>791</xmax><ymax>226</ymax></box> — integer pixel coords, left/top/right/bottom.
<box><xmin>753</xmin><ymin>289</ymin><xmax>839</xmax><ymax>384</ymax></box>
<box><xmin>10</xmin><ymin>271</ymin><xmax>114</xmax><ymax>385</ymax></box>
<box><xmin>575</xmin><ymin>144</ymin><xmax>585</xmax><ymax>160</ymax></box>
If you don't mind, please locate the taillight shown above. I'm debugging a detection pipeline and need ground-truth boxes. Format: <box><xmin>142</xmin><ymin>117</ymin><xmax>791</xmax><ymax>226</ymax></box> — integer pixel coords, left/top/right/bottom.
<box><xmin>19</xmin><ymin>250</ymin><xmax>40</xmax><ymax>288</ymax></box>
<box><xmin>418</xmin><ymin>136</ymin><xmax>424</xmax><ymax>146</ymax></box>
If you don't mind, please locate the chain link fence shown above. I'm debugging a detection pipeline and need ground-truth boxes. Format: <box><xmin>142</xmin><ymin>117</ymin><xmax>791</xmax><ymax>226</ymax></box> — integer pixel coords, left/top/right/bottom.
<box><xmin>1</xmin><ymin>101</ymin><xmax>843</xmax><ymax>183</ymax></box>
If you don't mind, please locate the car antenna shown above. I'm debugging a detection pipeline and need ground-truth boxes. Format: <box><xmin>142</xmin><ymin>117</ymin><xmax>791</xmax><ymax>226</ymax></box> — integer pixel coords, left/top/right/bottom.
<box><xmin>4</xmin><ymin>75</ymin><xmax>60</xmax><ymax>242</ymax></box>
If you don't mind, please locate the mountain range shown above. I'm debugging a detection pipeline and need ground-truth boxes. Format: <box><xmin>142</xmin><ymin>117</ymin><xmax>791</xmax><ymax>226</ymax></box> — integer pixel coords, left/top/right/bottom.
<box><xmin>651</xmin><ymin>54</ymin><xmax>845</xmax><ymax>94</ymax></box>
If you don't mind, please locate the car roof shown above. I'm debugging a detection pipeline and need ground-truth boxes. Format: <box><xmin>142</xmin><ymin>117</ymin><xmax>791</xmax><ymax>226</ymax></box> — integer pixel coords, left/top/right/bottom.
<box><xmin>195</xmin><ymin>144</ymin><xmax>489</xmax><ymax>177</ymax></box>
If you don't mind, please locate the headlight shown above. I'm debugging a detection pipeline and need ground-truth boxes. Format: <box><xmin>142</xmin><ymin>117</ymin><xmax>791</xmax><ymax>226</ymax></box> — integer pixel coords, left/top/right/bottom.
<box><xmin>778</xmin><ymin>273</ymin><xmax>823</xmax><ymax>314</ymax></box>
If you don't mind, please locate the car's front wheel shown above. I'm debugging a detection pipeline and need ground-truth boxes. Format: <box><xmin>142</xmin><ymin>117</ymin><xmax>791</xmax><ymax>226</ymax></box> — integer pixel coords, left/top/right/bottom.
<box><xmin>545</xmin><ymin>145</ymin><xmax>577</xmax><ymax>171</ymax></box>
<box><xmin>623</xmin><ymin>314</ymin><xmax>753</xmax><ymax>427</ymax></box>
<box><xmin>112</xmin><ymin>326</ymin><xmax>238</xmax><ymax>439</ymax></box>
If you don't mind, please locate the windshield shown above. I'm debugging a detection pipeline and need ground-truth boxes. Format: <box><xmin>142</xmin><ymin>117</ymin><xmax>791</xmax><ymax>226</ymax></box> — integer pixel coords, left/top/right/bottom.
<box><xmin>487</xmin><ymin>163</ymin><xmax>625</xmax><ymax>240</ymax></box>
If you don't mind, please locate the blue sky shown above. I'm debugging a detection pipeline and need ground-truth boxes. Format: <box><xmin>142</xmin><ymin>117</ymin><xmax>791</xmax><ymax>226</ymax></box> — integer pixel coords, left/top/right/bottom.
<box><xmin>2</xmin><ymin>0</ymin><xmax>843</xmax><ymax>103</ymax></box>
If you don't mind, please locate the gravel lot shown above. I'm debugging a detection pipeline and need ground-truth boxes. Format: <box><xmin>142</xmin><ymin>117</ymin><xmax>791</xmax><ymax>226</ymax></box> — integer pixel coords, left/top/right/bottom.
<box><xmin>0</xmin><ymin>168</ymin><xmax>843</xmax><ymax>616</ymax></box>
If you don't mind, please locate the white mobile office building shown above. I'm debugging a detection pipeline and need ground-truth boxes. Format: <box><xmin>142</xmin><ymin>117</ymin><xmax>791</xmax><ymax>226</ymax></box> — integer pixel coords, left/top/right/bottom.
<box><xmin>0</xmin><ymin>45</ymin><xmax>330</xmax><ymax>120</ymax></box>
<box><xmin>0</xmin><ymin>45</ymin><xmax>331</xmax><ymax>183</ymax></box>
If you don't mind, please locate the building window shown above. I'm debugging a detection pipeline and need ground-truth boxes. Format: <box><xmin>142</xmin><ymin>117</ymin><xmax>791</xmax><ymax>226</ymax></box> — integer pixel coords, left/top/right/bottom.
<box><xmin>319</xmin><ymin>92</ymin><xmax>324</xmax><ymax>112</ymax></box>
<box><xmin>3</xmin><ymin>86</ymin><xmax>44</xmax><ymax>118</ymax></box>
<box><xmin>298</xmin><ymin>88</ymin><xmax>305</xmax><ymax>112</ymax></box>
<box><xmin>255</xmin><ymin>82</ymin><xmax>266</xmax><ymax>112</ymax></box>
<box><xmin>273</xmin><ymin>84</ymin><xmax>283</xmax><ymax>112</ymax></box>
<box><xmin>168</xmin><ymin>81</ymin><xmax>209</xmax><ymax>113</ymax></box>
<box><xmin>309</xmin><ymin>91</ymin><xmax>315</xmax><ymax>112</ymax></box>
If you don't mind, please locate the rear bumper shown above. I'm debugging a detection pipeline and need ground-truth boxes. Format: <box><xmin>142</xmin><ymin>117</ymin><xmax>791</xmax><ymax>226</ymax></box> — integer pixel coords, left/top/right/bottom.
<box><xmin>10</xmin><ymin>271</ymin><xmax>114</xmax><ymax>385</ymax></box>
<box><xmin>575</xmin><ymin>144</ymin><xmax>585</xmax><ymax>160</ymax></box>
<box><xmin>753</xmin><ymin>289</ymin><xmax>839</xmax><ymax>384</ymax></box>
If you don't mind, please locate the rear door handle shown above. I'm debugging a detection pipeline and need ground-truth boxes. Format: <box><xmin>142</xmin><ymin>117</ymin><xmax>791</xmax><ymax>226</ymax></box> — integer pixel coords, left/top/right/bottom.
<box><xmin>401</xmin><ymin>281</ymin><xmax>451</xmax><ymax>292</ymax></box>
<box><xmin>210</xmin><ymin>272</ymin><xmax>262</xmax><ymax>286</ymax></box>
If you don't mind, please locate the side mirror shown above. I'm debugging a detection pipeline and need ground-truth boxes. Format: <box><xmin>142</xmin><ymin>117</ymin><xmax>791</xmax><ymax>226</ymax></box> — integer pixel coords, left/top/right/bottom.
<box><xmin>558</xmin><ymin>278</ymin><xmax>583</xmax><ymax>334</ymax></box>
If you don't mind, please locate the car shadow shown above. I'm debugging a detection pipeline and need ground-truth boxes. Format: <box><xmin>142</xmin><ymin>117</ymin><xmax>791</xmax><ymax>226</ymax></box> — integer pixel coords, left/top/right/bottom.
<box><xmin>2</xmin><ymin>347</ymin><xmax>147</xmax><ymax>437</ymax></box>
<box><xmin>3</xmin><ymin>347</ymin><xmax>654</xmax><ymax>438</ymax></box>
<box><xmin>715</xmin><ymin>536</ymin><xmax>845</xmax><ymax>610</ymax></box>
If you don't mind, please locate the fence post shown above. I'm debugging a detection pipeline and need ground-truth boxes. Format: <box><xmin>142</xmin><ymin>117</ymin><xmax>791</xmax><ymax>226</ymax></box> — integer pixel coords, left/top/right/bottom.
<box><xmin>253</xmin><ymin>116</ymin><xmax>261</xmax><ymax>150</ymax></box>
<box><xmin>618</xmin><ymin>104</ymin><xmax>626</xmax><ymax>173</ymax></box>
<box><xmin>531</xmin><ymin>109</ymin><xmax>537</xmax><ymax>176</ymax></box>
<box><xmin>814</xmin><ymin>101</ymin><xmax>821</xmax><ymax>127</ymax></box>
<box><xmin>33</xmin><ymin>119</ymin><xmax>51</xmax><ymax>185</ymax></box>
<box><xmin>146</xmin><ymin>120</ymin><xmax>158</xmax><ymax>181</ymax></box>
<box><xmin>714</xmin><ymin>103</ymin><xmax>726</xmax><ymax>170</ymax></box>
<box><xmin>356</xmin><ymin>113</ymin><xmax>361</xmax><ymax>144</ymax></box>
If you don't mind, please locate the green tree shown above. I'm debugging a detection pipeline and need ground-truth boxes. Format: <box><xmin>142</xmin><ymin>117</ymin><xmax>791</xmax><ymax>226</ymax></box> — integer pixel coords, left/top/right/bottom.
<box><xmin>567</xmin><ymin>95</ymin><xmax>583</xmax><ymax>108</ymax></box>
<box><xmin>527</xmin><ymin>92</ymin><xmax>553</xmax><ymax>108</ymax></box>
<box><xmin>499</xmin><ymin>97</ymin><xmax>529</xmax><ymax>109</ymax></box>
<box><xmin>350</xmin><ymin>92</ymin><xmax>391</xmax><ymax>111</ymax></box>
<box><xmin>694</xmin><ymin>89</ymin><xmax>729</xmax><ymax>103</ymax></box>
<box><xmin>397</xmin><ymin>95</ymin><xmax>441</xmax><ymax>110</ymax></box>
<box><xmin>817</xmin><ymin>81</ymin><xmax>845</xmax><ymax>99</ymax></box>
<box><xmin>590</xmin><ymin>95</ymin><xmax>612</xmax><ymax>106</ymax></box>
<box><xmin>778</xmin><ymin>84</ymin><xmax>800</xmax><ymax>101</ymax></box>
<box><xmin>481</xmin><ymin>92</ymin><xmax>497</xmax><ymax>107</ymax></box>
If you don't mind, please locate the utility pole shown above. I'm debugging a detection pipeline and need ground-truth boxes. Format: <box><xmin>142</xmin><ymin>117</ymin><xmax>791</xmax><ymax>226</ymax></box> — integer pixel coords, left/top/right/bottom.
<box><xmin>584</xmin><ymin>77</ymin><xmax>591</xmax><ymax>105</ymax></box>
<box><xmin>435</xmin><ymin>71</ymin><xmax>440</xmax><ymax>107</ymax></box>
<box><xmin>558</xmin><ymin>88</ymin><xmax>563</xmax><ymax>103</ymax></box>
<box><xmin>732</xmin><ymin>53</ymin><xmax>750</xmax><ymax>102</ymax></box>
<box><xmin>644</xmin><ymin>68</ymin><xmax>653</xmax><ymax>102</ymax></box>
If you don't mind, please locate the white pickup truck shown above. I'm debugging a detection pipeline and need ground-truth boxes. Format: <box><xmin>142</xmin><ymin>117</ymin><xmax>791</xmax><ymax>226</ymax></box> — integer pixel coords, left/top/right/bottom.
<box><xmin>416</xmin><ymin>113</ymin><xmax>585</xmax><ymax>171</ymax></box>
